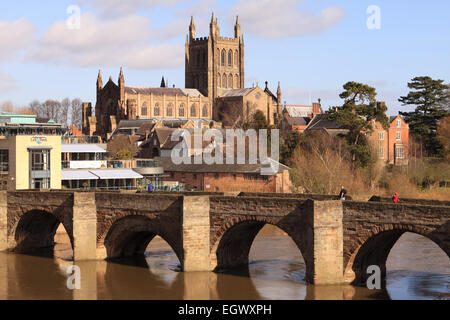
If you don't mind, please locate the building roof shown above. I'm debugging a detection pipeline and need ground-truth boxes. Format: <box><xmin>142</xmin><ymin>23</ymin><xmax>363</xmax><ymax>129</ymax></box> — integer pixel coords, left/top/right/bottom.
<box><xmin>285</xmin><ymin>116</ymin><xmax>310</xmax><ymax>126</ymax></box>
<box><xmin>125</xmin><ymin>86</ymin><xmax>204</xmax><ymax>97</ymax></box>
<box><xmin>61</xmin><ymin>170</ymin><xmax>99</xmax><ymax>180</ymax></box>
<box><xmin>305</xmin><ymin>114</ymin><xmax>344</xmax><ymax>131</ymax></box>
<box><xmin>61</xmin><ymin>144</ymin><xmax>107</xmax><ymax>153</ymax></box>
<box><xmin>89</xmin><ymin>169</ymin><xmax>143</xmax><ymax>179</ymax></box>
<box><xmin>285</xmin><ymin>105</ymin><xmax>313</xmax><ymax>117</ymax></box>
<box><xmin>218</xmin><ymin>88</ymin><xmax>255</xmax><ymax>98</ymax></box>
<box><xmin>161</xmin><ymin>157</ymin><xmax>289</xmax><ymax>175</ymax></box>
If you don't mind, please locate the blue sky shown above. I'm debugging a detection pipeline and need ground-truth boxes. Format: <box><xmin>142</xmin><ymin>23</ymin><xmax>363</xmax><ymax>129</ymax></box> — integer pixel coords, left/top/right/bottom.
<box><xmin>0</xmin><ymin>0</ymin><xmax>449</xmax><ymax>115</ymax></box>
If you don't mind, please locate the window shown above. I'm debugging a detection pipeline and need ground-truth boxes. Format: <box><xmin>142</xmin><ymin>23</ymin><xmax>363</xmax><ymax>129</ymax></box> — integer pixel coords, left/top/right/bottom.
<box><xmin>378</xmin><ymin>131</ymin><xmax>384</xmax><ymax>141</ymax></box>
<box><xmin>202</xmin><ymin>104</ymin><xmax>208</xmax><ymax>118</ymax></box>
<box><xmin>179</xmin><ymin>103</ymin><xmax>185</xmax><ymax>117</ymax></box>
<box><xmin>396</xmin><ymin>132</ymin><xmax>401</xmax><ymax>140</ymax></box>
<box><xmin>221</xmin><ymin>50</ymin><xmax>225</xmax><ymax>66</ymax></box>
<box><xmin>228</xmin><ymin>74</ymin><xmax>233</xmax><ymax>88</ymax></box>
<box><xmin>154</xmin><ymin>103</ymin><xmax>160</xmax><ymax>116</ymax></box>
<box><xmin>217</xmin><ymin>74</ymin><xmax>221</xmax><ymax>88</ymax></box>
<box><xmin>190</xmin><ymin>104</ymin><xmax>197</xmax><ymax>117</ymax></box>
<box><xmin>397</xmin><ymin>119</ymin><xmax>401</xmax><ymax>128</ymax></box>
<box><xmin>372</xmin><ymin>120</ymin><xmax>376</xmax><ymax>128</ymax></box>
<box><xmin>234</xmin><ymin>50</ymin><xmax>238</xmax><ymax>67</ymax></box>
<box><xmin>378</xmin><ymin>146</ymin><xmax>384</xmax><ymax>159</ymax></box>
<box><xmin>396</xmin><ymin>146</ymin><xmax>405</xmax><ymax>159</ymax></box>
<box><xmin>222</xmin><ymin>74</ymin><xmax>227</xmax><ymax>88</ymax></box>
<box><xmin>31</xmin><ymin>178</ymin><xmax>50</xmax><ymax>189</ymax></box>
<box><xmin>235</xmin><ymin>74</ymin><xmax>239</xmax><ymax>88</ymax></box>
<box><xmin>166</xmin><ymin>103</ymin><xmax>173</xmax><ymax>117</ymax></box>
<box><xmin>0</xmin><ymin>150</ymin><xmax>8</xmax><ymax>173</ymax></box>
<box><xmin>228</xmin><ymin>50</ymin><xmax>232</xmax><ymax>67</ymax></box>
<box><xmin>141</xmin><ymin>103</ymin><xmax>147</xmax><ymax>116</ymax></box>
<box><xmin>30</xmin><ymin>149</ymin><xmax>50</xmax><ymax>171</ymax></box>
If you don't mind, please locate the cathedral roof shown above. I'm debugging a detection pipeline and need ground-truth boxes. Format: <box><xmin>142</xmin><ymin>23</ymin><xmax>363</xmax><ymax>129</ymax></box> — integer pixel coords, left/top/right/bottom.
<box><xmin>125</xmin><ymin>86</ymin><xmax>204</xmax><ymax>97</ymax></box>
<box><xmin>218</xmin><ymin>88</ymin><xmax>255</xmax><ymax>97</ymax></box>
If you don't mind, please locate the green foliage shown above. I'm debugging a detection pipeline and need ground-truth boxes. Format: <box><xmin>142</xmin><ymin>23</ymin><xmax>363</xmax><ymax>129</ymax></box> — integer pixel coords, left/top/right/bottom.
<box><xmin>114</xmin><ymin>148</ymin><xmax>132</xmax><ymax>160</ymax></box>
<box><xmin>399</xmin><ymin>76</ymin><xmax>450</xmax><ymax>156</ymax></box>
<box><xmin>327</xmin><ymin>81</ymin><xmax>387</xmax><ymax>168</ymax></box>
<box><xmin>281</xmin><ymin>130</ymin><xmax>303</xmax><ymax>164</ymax></box>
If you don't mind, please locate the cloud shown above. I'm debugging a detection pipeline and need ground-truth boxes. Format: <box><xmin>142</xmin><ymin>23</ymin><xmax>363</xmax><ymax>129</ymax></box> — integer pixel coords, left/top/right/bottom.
<box><xmin>29</xmin><ymin>12</ymin><xmax>183</xmax><ymax>69</ymax></box>
<box><xmin>0</xmin><ymin>72</ymin><xmax>17</xmax><ymax>92</ymax></box>
<box><xmin>0</xmin><ymin>18</ymin><xmax>37</xmax><ymax>61</ymax></box>
<box><xmin>231</xmin><ymin>0</ymin><xmax>345</xmax><ymax>39</ymax></box>
<box><xmin>76</xmin><ymin>0</ymin><xmax>185</xmax><ymax>17</ymax></box>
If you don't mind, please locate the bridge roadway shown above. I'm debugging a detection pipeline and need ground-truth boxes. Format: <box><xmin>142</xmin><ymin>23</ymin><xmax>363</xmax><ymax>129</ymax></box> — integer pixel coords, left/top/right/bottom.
<box><xmin>0</xmin><ymin>190</ymin><xmax>448</xmax><ymax>285</ymax></box>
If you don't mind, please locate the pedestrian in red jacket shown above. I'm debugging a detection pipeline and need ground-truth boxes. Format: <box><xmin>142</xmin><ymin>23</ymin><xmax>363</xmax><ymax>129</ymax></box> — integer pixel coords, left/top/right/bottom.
<box><xmin>392</xmin><ymin>193</ymin><xmax>399</xmax><ymax>203</ymax></box>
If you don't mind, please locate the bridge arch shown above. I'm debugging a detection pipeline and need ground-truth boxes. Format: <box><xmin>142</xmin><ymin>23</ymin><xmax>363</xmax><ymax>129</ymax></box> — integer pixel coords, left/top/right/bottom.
<box><xmin>344</xmin><ymin>223</ymin><xmax>450</xmax><ymax>285</ymax></box>
<box><xmin>13</xmin><ymin>209</ymin><xmax>73</xmax><ymax>254</ymax></box>
<box><xmin>103</xmin><ymin>215</ymin><xmax>182</xmax><ymax>263</ymax></box>
<box><xmin>211</xmin><ymin>216</ymin><xmax>309</xmax><ymax>275</ymax></box>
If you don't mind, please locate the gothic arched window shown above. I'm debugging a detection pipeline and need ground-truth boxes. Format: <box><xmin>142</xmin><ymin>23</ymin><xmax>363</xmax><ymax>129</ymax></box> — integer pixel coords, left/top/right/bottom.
<box><xmin>228</xmin><ymin>50</ymin><xmax>232</xmax><ymax>67</ymax></box>
<box><xmin>154</xmin><ymin>103</ymin><xmax>160</xmax><ymax>117</ymax></box>
<box><xmin>190</xmin><ymin>104</ymin><xmax>197</xmax><ymax>117</ymax></box>
<box><xmin>166</xmin><ymin>103</ymin><xmax>173</xmax><ymax>117</ymax></box>
<box><xmin>222</xmin><ymin>74</ymin><xmax>227</xmax><ymax>88</ymax></box>
<box><xmin>217</xmin><ymin>73</ymin><xmax>221</xmax><ymax>87</ymax></box>
<box><xmin>202</xmin><ymin>104</ymin><xmax>209</xmax><ymax>118</ymax></box>
<box><xmin>221</xmin><ymin>49</ymin><xmax>225</xmax><ymax>66</ymax></box>
<box><xmin>141</xmin><ymin>102</ymin><xmax>148</xmax><ymax>116</ymax></box>
<box><xmin>228</xmin><ymin>74</ymin><xmax>233</xmax><ymax>88</ymax></box>
<box><xmin>235</xmin><ymin>74</ymin><xmax>239</xmax><ymax>88</ymax></box>
<box><xmin>179</xmin><ymin>103</ymin><xmax>185</xmax><ymax>117</ymax></box>
<box><xmin>234</xmin><ymin>50</ymin><xmax>239</xmax><ymax>67</ymax></box>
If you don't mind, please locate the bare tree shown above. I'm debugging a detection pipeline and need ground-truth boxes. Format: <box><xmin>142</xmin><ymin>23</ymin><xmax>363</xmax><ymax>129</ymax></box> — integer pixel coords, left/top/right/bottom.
<box><xmin>71</xmin><ymin>98</ymin><xmax>83</xmax><ymax>128</ymax></box>
<box><xmin>42</xmin><ymin>99</ymin><xmax>62</xmax><ymax>122</ymax></box>
<box><xmin>60</xmin><ymin>98</ymin><xmax>71</xmax><ymax>125</ymax></box>
<box><xmin>0</xmin><ymin>101</ymin><xmax>14</xmax><ymax>112</ymax></box>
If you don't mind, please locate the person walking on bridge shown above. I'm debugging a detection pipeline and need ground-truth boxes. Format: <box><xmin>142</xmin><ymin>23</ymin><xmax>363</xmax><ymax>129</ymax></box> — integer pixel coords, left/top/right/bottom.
<box><xmin>339</xmin><ymin>186</ymin><xmax>347</xmax><ymax>200</ymax></box>
<box><xmin>392</xmin><ymin>192</ymin><xmax>399</xmax><ymax>203</ymax></box>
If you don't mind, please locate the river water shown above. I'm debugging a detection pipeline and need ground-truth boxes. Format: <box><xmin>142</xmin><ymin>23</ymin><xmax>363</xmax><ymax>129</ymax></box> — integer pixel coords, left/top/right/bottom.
<box><xmin>0</xmin><ymin>225</ymin><xmax>448</xmax><ymax>300</ymax></box>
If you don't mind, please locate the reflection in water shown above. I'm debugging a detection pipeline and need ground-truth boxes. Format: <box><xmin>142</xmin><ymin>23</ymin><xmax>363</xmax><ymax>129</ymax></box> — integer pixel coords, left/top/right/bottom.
<box><xmin>0</xmin><ymin>226</ymin><xmax>448</xmax><ymax>300</ymax></box>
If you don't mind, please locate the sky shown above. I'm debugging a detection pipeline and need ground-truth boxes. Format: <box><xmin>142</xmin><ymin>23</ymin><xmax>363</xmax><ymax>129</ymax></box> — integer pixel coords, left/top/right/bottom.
<box><xmin>0</xmin><ymin>0</ymin><xmax>449</xmax><ymax>115</ymax></box>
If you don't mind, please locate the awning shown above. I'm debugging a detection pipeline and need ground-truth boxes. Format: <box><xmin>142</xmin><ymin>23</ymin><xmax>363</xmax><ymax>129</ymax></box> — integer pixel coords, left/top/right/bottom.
<box><xmin>89</xmin><ymin>169</ymin><xmax>143</xmax><ymax>180</ymax></box>
<box><xmin>61</xmin><ymin>144</ymin><xmax>106</xmax><ymax>153</ymax></box>
<box><xmin>61</xmin><ymin>170</ymin><xmax>99</xmax><ymax>180</ymax></box>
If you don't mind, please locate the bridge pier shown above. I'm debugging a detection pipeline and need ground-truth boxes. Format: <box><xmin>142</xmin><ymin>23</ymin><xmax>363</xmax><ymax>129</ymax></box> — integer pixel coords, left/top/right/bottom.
<box><xmin>182</xmin><ymin>196</ymin><xmax>213</xmax><ymax>272</ymax></box>
<box><xmin>72</xmin><ymin>192</ymin><xmax>97</xmax><ymax>261</ymax></box>
<box><xmin>307</xmin><ymin>200</ymin><xmax>344</xmax><ymax>285</ymax></box>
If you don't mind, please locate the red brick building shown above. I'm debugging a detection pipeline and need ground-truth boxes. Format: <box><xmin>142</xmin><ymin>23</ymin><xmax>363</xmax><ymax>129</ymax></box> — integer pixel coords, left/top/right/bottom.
<box><xmin>369</xmin><ymin>115</ymin><xmax>409</xmax><ymax>165</ymax></box>
<box><xmin>161</xmin><ymin>160</ymin><xmax>292</xmax><ymax>193</ymax></box>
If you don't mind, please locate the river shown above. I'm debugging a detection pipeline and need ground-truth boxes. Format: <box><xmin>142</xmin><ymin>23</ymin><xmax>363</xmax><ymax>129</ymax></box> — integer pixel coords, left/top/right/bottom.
<box><xmin>0</xmin><ymin>225</ymin><xmax>448</xmax><ymax>300</ymax></box>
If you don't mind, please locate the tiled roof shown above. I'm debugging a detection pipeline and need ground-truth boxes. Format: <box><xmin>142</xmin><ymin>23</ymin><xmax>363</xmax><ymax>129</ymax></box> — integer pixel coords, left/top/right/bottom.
<box><xmin>219</xmin><ymin>88</ymin><xmax>255</xmax><ymax>98</ymax></box>
<box><xmin>285</xmin><ymin>105</ymin><xmax>313</xmax><ymax>117</ymax></box>
<box><xmin>305</xmin><ymin>114</ymin><xmax>344</xmax><ymax>130</ymax></box>
<box><xmin>161</xmin><ymin>157</ymin><xmax>290</xmax><ymax>174</ymax></box>
<box><xmin>125</xmin><ymin>86</ymin><xmax>204</xmax><ymax>97</ymax></box>
<box><xmin>285</xmin><ymin>116</ymin><xmax>310</xmax><ymax>126</ymax></box>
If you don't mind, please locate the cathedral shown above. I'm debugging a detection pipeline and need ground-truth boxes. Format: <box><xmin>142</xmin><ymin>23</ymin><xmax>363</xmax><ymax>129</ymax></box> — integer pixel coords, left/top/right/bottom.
<box><xmin>83</xmin><ymin>14</ymin><xmax>282</xmax><ymax>139</ymax></box>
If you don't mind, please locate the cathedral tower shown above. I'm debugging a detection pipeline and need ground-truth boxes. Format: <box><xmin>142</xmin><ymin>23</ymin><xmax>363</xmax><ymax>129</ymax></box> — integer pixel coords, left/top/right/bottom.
<box><xmin>185</xmin><ymin>14</ymin><xmax>244</xmax><ymax>99</ymax></box>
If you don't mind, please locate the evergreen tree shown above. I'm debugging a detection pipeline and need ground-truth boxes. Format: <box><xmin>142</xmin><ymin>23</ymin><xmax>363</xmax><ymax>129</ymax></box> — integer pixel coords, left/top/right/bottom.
<box><xmin>399</xmin><ymin>76</ymin><xmax>449</xmax><ymax>156</ymax></box>
<box><xmin>328</xmin><ymin>81</ymin><xmax>389</xmax><ymax>168</ymax></box>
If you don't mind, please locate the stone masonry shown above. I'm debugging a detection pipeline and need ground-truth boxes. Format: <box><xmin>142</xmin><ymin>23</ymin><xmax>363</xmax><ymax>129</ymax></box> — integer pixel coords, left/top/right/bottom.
<box><xmin>0</xmin><ymin>190</ymin><xmax>448</xmax><ymax>286</ymax></box>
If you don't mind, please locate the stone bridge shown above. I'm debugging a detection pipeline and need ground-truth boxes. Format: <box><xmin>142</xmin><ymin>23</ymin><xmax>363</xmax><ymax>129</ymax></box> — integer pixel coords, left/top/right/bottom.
<box><xmin>0</xmin><ymin>190</ymin><xmax>448</xmax><ymax>285</ymax></box>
